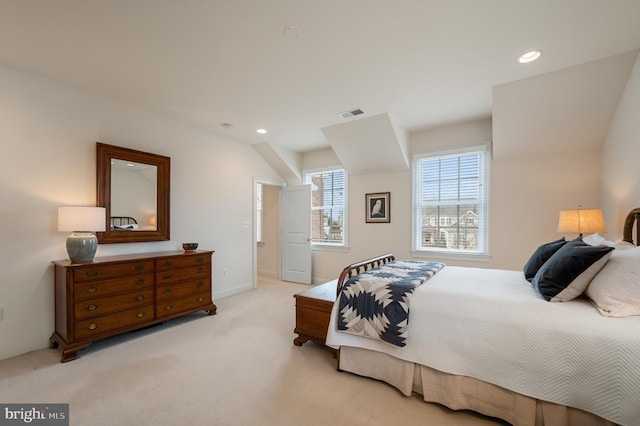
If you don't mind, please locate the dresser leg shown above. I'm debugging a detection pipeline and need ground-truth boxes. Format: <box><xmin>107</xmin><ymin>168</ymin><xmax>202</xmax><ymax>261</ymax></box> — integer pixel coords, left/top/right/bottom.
<box><xmin>49</xmin><ymin>332</ymin><xmax>90</xmax><ymax>363</ymax></box>
<box><xmin>293</xmin><ymin>334</ymin><xmax>309</xmax><ymax>346</ymax></box>
<box><xmin>60</xmin><ymin>350</ymin><xmax>79</xmax><ymax>363</ymax></box>
<box><xmin>207</xmin><ymin>303</ymin><xmax>217</xmax><ymax>315</ymax></box>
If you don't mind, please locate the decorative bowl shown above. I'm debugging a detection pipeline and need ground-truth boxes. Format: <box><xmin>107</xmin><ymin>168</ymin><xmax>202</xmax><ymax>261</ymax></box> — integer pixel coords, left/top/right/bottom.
<box><xmin>182</xmin><ymin>243</ymin><xmax>198</xmax><ymax>251</ymax></box>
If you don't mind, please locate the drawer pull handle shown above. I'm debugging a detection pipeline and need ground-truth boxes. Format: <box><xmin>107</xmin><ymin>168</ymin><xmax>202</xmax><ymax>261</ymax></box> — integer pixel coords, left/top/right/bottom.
<box><xmin>197</xmin><ymin>257</ymin><xmax>205</xmax><ymax>263</ymax></box>
<box><xmin>197</xmin><ymin>282</ymin><xmax>204</xmax><ymax>288</ymax></box>
<box><xmin>135</xmin><ymin>264</ymin><xmax>145</xmax><ymax>271</ymax></box>
<box><xmin>86</xmin><ymin>323</ymin><xmax>100</xmax><ymax>331</ymax></box>
<box><xmin>136</xmin><ymin>312</ymin><xmax>145</xmax><ymax>318</ymax></box>
<box><xmin>198</xmin><ymin>296</ymin><xmax>204</xmax><ymax>302</ymax></box>
<box><xmin>197</xmin><ymin>267</ymin><xmax>204</xmax><ymax>274</ymax></box>
<box><xmin>163</xmin><ymin>261</ymin><xmax>172</xmax><ymax>267</ymax></box>
<box><xmin>85</xmin><ymin>270</ymin><xmax>99</xmax><ymax>278</ymax></box>
<box><xmin>164</xmin><ymin>305</ymin><xmax>173</xmax><ymax>311</ymax></box>
<box><xmin>84</xmin><ymin>286</ymin><xmax>99</xmax><ymax>294</ymax></box>
<box><xmin>163</xmin><ymin>274</ymin><xmax>172</xmax><ymax>280</ymax></box>
<box><xmin>136</xmin><ymin>295</ymin><xmax>145</xmax><ymax>301</ymax></box>
<box><xmin>134</xmin><ymin>278</ymin><xmax>145</xmax><ymax>285</ymax></box>
<box><xmin>164</xmin><ymin>289</ymin><xmax>172</xmax><ymax>295</ymax></box>
<box><xmin>87</xmin><ymin>304</ymin><xmax>98</xmax><ymax>312</ymax></box>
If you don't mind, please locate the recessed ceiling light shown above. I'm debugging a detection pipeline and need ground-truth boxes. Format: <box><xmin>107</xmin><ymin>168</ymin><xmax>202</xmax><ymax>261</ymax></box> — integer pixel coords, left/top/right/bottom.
<box><xmin>519</xmin><ymin>50</ymin><xmax>542</xmax><ymax>64</ymax></box>
<box><xmin>256</xmin><ymin>129</ymin><xmax>267</xmax><ymax>134</ymax></box>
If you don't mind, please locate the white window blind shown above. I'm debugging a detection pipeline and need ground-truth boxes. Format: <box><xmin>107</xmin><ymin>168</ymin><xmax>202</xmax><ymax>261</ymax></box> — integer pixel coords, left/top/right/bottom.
<box><xmin>305</xmin><ymin>169</ymin><xmax>346</xmax><ymax>245</ymax></box>
<box><xmin>413</xmin><ymin>145</ymin><xmax>488</xmax><ymax>254</ymax></box>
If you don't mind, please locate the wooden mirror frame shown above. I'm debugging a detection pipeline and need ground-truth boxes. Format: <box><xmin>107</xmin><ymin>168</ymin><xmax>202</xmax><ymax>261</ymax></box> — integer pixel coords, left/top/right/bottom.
<box><xmin>96</xmin><ymin>142</ymin><xmax>170</xmax><ymax>244</ymax></box>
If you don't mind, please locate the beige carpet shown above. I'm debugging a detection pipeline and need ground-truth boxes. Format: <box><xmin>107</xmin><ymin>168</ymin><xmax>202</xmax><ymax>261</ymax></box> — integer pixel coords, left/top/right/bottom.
<box><xmin>0</xmin><ymin>276</ymin><xmax>505</xmax><ymax>425</ymax></box>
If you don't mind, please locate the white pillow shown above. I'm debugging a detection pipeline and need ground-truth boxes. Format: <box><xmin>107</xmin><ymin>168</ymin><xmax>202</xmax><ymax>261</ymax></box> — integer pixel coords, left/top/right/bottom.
<box><xmin>615</xmin><ymin>240</ymin><xmax>636</xmax><ymax>250</ymax></box>
<box><xmin>583</xmin><ymin>233</ymin><xmax>615</xmax><ymax>247</ymax></box>
<box><xmin>586</xmin><ymin>246</ymin><xmax>640</xmax><ymax>317</ymax></box>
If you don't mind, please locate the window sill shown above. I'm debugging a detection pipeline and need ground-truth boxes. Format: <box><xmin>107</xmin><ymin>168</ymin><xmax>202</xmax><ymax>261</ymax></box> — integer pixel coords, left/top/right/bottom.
<box><xmin>312</xmin><ymin>244</ymin><xmax>349</xmax><ymax>253</ymax></box>
<box><xmin>411</xmin><ymin>250</ymin><xmax>491</xmax><ymax>263</ymax></box>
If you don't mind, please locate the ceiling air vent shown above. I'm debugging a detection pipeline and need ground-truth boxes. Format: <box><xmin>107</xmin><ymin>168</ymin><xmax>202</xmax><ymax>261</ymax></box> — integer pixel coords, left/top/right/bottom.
<box><xmin>337</xmin><ymin>109</ymin><xmax>364</xmax><ymax>119</ymax></box>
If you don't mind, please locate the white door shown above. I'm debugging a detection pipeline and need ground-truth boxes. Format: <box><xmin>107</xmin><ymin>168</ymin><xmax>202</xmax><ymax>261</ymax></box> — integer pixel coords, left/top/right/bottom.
<box><xmin>281</xmin><ymin>185</ymin><xmax>312</xmax><ymax>284</ymax></box>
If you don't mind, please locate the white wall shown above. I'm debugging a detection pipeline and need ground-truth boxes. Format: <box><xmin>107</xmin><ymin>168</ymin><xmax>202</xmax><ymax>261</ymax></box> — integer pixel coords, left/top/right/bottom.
<box><xmin>490</xmin><ymin>148</ymin><xmax>601</xmax><ymax>269</ymax></box>
<box><xmin>601</xmin><ymin>53</ymin><xmax>640</xmax><ymax>238</ymax></box>
<box><xmin>0</xmin><ymin>63</ymin><xmax>283</xmax><ymax>361</ymax></box>
<box><xmin>308</xmin><ymin>117</ymin><xmax>604</xmax><ymax>282</ymax></box>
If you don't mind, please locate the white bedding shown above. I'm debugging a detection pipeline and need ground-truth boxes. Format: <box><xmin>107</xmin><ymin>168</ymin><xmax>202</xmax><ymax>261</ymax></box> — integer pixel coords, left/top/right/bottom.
<box><xmin>326</xmin><ymin>265</ymin><xmax>640</xmax><ymax>426</ymax></box>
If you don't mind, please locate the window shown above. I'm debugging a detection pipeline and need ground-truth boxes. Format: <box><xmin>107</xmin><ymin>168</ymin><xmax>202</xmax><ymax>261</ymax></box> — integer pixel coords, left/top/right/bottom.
<box><xmin>439</xmin><ymin>217</ymin><xmax>451</xmax><ymax>226</ymax></box>
<box><xmin>305</xmin><ymin>169</ymin><xmax>346</xmax><ymax>245</ymax></box>
<box><xmin>413</xmin><ymin>145</ymin><xmax>488</xmax><ymax>255</ymax></box>
<box><xmin>256</xmin><ymin>183</ymin><xmax>263</xmax><ymax>243</ymax></box>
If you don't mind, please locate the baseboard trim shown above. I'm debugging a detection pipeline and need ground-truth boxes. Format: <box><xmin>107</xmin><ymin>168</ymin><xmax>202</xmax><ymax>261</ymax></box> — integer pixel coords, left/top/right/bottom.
<box><xmin>214</xmin><ymin>283</ymin><xmax>253</xmax><ymax>300</ymax></box>
<box><xmin>257</xmin><ymin>270</ymin><xmax>278</xmax><ymax>278</ymax></box>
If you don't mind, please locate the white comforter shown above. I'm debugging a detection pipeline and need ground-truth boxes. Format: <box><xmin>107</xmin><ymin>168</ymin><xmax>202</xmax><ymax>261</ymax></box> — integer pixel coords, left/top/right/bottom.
<box><xmin>326</xmin><ymin>266</ymin><xmax>640</xmax><ymax>426</ymax></box>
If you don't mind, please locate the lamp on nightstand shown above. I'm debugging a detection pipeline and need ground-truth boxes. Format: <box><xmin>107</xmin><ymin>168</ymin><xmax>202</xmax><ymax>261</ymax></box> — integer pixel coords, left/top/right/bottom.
<box><xmin>58</xmin><ymin>207</ymin><xmax>106</xmax><ymax>262</ymax></box>
<box><xmin>557</xmin><ymin>206</ymin><xmax>607</xmax><ymax>238</ymax></box>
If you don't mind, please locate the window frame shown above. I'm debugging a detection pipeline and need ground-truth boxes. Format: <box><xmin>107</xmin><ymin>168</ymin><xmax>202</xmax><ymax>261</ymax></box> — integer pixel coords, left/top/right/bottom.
<box><xmin>411</xmin><ymin>144</ymin><xmax>490</xmax><ymax>261</ymax></box>
<box><xmin>304</xmin><ymin>167</ymin><xmax>348</xmax><ymax>249</ymax></box>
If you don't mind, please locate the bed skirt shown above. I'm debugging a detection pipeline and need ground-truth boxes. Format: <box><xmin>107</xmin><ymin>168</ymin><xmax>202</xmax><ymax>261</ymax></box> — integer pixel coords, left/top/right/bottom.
<box><xmin>339</xmin><ymin>346</ymin><xmax>615</xmax><ymax>426</ymax></box>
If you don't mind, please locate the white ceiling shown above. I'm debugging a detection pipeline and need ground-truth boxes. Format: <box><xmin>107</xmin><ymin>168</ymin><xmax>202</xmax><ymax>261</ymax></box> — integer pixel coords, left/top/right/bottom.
<box><xmin>493</xmin><ymin>50</ymin><xmax>638</xmax><ymax>160</ymax></box>
<box><xmin>1</xmin><ymin>0</ymin><xmax>640</xmax><ymax>156</ymax></box>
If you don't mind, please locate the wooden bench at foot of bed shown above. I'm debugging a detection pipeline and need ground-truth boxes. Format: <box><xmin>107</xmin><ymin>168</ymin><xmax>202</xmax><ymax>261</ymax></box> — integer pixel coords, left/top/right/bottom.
<box><xmin>293</xmin><ymin>280</ymin><xmax>338</xmax><ymax>356</ymax></box>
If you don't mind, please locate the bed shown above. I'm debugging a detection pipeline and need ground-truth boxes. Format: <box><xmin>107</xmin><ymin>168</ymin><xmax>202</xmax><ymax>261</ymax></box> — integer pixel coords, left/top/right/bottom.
<box><xmin>110</xmin><ymin>216</ymin><xmax>139</xmax><ymax>230</ymax></box>
<box><xmin>326</xmin><ymin>208</ymin><xmax>640</xmax><ymax>426</ymax></box>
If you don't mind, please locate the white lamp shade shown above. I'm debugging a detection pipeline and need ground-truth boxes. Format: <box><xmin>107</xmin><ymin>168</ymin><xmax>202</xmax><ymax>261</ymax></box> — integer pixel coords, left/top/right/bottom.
<box><xmin>557</xmin><ymin>208</ymin><xmax>607</xmax><ymax>235</ymax></box>
<box><xmin>58</xmin><ymin>207</ymin><xmax>106</xmax><ymax>232</ymax></box>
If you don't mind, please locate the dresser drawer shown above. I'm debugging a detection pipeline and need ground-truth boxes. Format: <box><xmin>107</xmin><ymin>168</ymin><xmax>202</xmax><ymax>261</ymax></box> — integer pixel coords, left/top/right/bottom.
<box><xmin>157</xmin><ymin>264</ymin><xmax>211</xmax><ymax>285</ymax></box>
<box><xmin>74</xmin><ymin>288</ymin><xmax>154</xmax><ymax>320</ymax></box>
<box><xmin>74</xmin><ymin>273</ymin><xmax>154</xmax><ymax>300</ymax></box>
<box><xmin>74</xmin><ymin>305</ymin><xmax>154</xmax><ymax>340</ymax></box>
<box><xmin>157</xmin><ymin>279</ymin><xmax>212</xmax><ymax>318</ymax></box>
<box><xmin>156</xmin><ymin>254</ymin><xmax>210</xmax><ymax>271</ymax></box>
<box><xmin>73</xmin><ymin>261</ymin><xmax>154</xmax><ymax>282</ymax></box>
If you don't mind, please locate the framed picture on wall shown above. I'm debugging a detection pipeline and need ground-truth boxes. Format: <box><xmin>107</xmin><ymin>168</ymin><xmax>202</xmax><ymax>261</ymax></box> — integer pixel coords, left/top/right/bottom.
<box><xmin>365</xmin><ymin>192</ymin><xmax>390</xmax><ymax>223</ymax></box>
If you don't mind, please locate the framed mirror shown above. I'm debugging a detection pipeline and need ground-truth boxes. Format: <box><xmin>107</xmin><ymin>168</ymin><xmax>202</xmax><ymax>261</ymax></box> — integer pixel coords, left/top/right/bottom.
<box><xmin>96</xmin><ymin>142</ymin><xmax>170</xmax><ymax>243</ymax></box>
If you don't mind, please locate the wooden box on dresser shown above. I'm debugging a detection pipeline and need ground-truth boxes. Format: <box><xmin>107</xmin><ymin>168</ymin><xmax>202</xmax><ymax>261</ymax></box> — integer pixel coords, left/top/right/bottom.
<box><xmin>49</xmin><ymin>250</ymin><xmax>216</xmax><ymax>362</ymax></box>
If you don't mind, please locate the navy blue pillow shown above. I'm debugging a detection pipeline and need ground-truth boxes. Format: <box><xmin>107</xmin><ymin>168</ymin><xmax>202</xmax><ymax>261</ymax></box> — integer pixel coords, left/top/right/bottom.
<box><xmin>523</xmin><ymin>237</ymin><xmax>566</xmax><ymax>282</ymax></box>
<box><xmin>532</xmin><ymin>238</ymin><xmax>614</xmax><ymax>302</ymax></box>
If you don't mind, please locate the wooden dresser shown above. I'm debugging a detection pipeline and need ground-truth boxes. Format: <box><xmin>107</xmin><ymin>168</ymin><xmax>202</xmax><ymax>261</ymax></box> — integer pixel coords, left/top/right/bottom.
<box><xmin>293</xmin><ymin>279</ymin><xmax>337</xmax><ymax>356</ymax></box>
<box><xmin>50</xmin><ymin>250</ymin><xmax>216</xmax><ymax>362</ymax></box>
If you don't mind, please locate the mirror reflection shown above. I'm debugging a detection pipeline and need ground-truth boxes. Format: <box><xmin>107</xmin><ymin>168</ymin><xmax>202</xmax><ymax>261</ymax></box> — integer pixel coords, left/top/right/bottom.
<box><xmin>110</xmin><ymin>159</ymin><xmax>157</xmax><ymax>231</ymax></box>
<box><xmin>96</xmin><ymin>142</ymin><xmax>170</xmax><ymax>244</ymax></box>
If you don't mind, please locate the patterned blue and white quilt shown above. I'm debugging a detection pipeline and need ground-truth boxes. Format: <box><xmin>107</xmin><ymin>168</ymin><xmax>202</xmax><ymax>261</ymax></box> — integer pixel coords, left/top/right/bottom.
<box><xmin>337</xmin><ymin>260</ymin><xmax>445</xmax><ymax>347</ymax></box>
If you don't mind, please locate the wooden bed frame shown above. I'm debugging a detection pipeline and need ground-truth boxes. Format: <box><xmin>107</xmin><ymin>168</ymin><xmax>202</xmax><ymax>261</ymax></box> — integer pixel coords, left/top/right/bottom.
<box><xmin>623</xmin><ymin>207</ymin><xmax>640</xmax><ymax>244</ymax></box>
<box><xmin>336</xmin><ymin>253</ymin><xmax>395</xmax><ymax>296</ymax></box>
